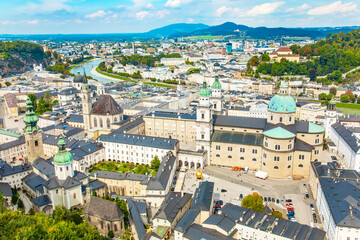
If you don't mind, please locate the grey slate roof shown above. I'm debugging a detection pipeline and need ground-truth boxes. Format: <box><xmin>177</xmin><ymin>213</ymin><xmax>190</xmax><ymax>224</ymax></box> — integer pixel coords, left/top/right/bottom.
<box><xmin>32</xmin><ymin>158</ymin><xmax>55</xmax><ymax>179</ymax></box>
<box><xmin>44</xmin><ymin>176</ymin><xmax>81</xmax><ymax>190</ymax></box>
<box><xmin>147</xmin><ymin>152</ymin><xmax>176</xmax><ymax>191</ymax></box>
<box><xmin>175</xmin><ymin>209</ymin><xmax>200</xmax><ymax>233</ymax></box>
<box><xmin>22</xmin><ymin>172</ymin><xmax>46</xmax><ymax>194</ymax></box>
<box><xmin>128</xmin><ymin>199</ymin><xmax>146</xmax><ymax>239</ymax></box>
<box><xmin>294</xmin><ymin>139</ymin><xmax>314</xmax><ymax>152</ymax></box>
<box><xmin>112</xmin><ymin>117</ymin><xmax>144</xmax><ymax>134</ymax></box>
<box><xmin>84</xmin><ymin>196</ymin><xmax>124</xmax><ymax>221</ymax></box>
<box><xmin>191</xmin><ymin>181</ymin><xmax>214</xmax><ymax>212</ymax></box>
<box><xmin>0</xmin><ymin>136</ymin><xmax>25</xmax><ymax>151</ymax></box>
<box><xmin>98</xmin><ymin>132</ymin><xmax>178</xmax><ymax>150</ymax></box>
<box><xmin>153</xmin><ymin>192</ymin><xmax>192</xmax><ymax>223</ymax></box>
<box><xmin>32</xmin><ymin>195</ymin><xmax>51</xmax><ymax>207</ymax></box>
<box><xmin>89</xmin><ymin>179</ymin><xmax>106</xmax><ymax>190</ymax></box>
<box><xmin>203</xmin><ymin>214</ymin><xmax>236</xmax><ymax>233</ymax></box>
<box><xmin>66</xmin><ymin>114</ymin><xmax>84</xmax><ymax>123</ymax></box>
<box><xmin>311</xmin><ymin>162</ymin><xmax>360</xmax><ymax>180</ymax></box>
<box><xmin>213</xmin><ymin>115</ymin><xmax>266</xmax><ymax>129</ymax></box>
<box><xmin>332</xmin><ymin>122</ymin><xmax>360</xmax><ymax>152</ymax></box>
<box><xmin>0</xmin><ymin>182</ymin><xmax>12</xmax><ymax>197</ymax></box>
<box><xmin>183</xmin><ymin>224</ymin><xmax>235</xmax><ymax>240</ymax></box>
<box><xmin>319</xmin><ymin>178</ymin><xmax>360</xmax><ymax>229</ymax></box>
<box><xmin>146</xmin><ymin>111</ymin><xmax>196</xmax><ymax>120</ymax></box>
<box><xmin>0</xmin><ymin>161</ymin><xmax>31</xmax><ymax>178</ymax></box>
<box><xmin>89</xmin><ymin>171</ymin><xmax>149</xmax><ymax>184</ymax></box>
<box><xmin>92</xmin><ymin>95</ymin><xmax>122</xmax><ymax>115</ymax></box>
<box><xmin>211</xmin><ymin>131</ymin><xmax>263</xmax><ymax>146</ymax></box>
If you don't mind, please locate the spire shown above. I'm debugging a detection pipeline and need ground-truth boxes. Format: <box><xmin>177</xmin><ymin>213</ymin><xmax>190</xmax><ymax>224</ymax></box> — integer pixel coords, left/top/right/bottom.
<box><xmin>82</xmin><ymin>69</ymin><xmax>88</xmax><ymax>84</ymax></box>
<box><xmin>23</xmin><ymin>96</ymin><xmax>40</xmax><ymax>134</ymax></box>
<box><xmin>200</xmin><ymin>79</ymin><xmax>211</xmax><ymax>97</ymax></box>
<box><xmin>54</xmin><ymin>135</ymin><xmax>73</xmax><ymax>165</ymax></box>
<box><xmin>212</xmin><ymin>74</ymin><xmax>222</xmax><ymax>89</ymax></box>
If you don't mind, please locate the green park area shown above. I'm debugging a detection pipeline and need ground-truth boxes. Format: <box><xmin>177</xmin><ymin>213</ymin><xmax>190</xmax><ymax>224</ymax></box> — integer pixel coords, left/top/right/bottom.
<box><xmin>95</xmin><ymin>67</ymin><xmax>132</xmax><ymax>81</ymax></box>
<box><xmin>89</xmin><ymin>157</ymin><xmax>161</xmax><ymax>177</ymax></box>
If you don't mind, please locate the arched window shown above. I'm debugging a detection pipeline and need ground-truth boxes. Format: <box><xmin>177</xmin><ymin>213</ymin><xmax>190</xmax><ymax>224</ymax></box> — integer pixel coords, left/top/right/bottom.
<box><xmin>279</xmin><ymin>117</ymin><xmax>283</xmax><ymax>123</ymax></box>
<box><xmin>100</xmin><ymin>118</ymin><xmax>103</xmax><ymax>128</ymax></box>
<box><xmin>35</xmin><ymin>140</ymin><xmax>38</xmax><ymax>147</ymax></box>
<box><xmin>228</xmin><ymin>155</ymin><xmax>232</xmax><ymax>158</ymax></box>
<box><xmin>216</xmin><ymin>154</ymin><xmax>220</xmax><ymax>157</ymax></box>
<box><xmin>252</xmin><ymin>158</ymin><xmax>257</xmax><ymax>161</ymax></box>
<box><xmin>114</xmin><ymin>224</ymin><xmax>117</xmax><ymax>232</ymax></box>
<box><xmin>289</xmin><ymin>116</ymin><xmax>292</xmax><ymax>122</ymax></box>
<box><xmin>263</xmin><ymin>162</ymin><xmax>266</xmax><ymax>166</ymax></box>
<box><xmin>94</xmin><ymin>118</ymin><xmax>97</xmax><ymax>127</ymax></box>
<box><xmin>114</xmin><ymin>117</ymin><xmax>117</xmax><ymax>123</ymax></box>
<box><xmin>298</xmin><ymin>164</ymin><xmax>304</xmax><ymax>168</ymax></box>
<box><xmin>287</xmin><ymin>165</ymin><xmax>291</xmax><ymax>168</ymax></box>
<box><xmin>107</xmin><ymin>224</ymin><xmax>110</xmax><ymax>231</ymax></box>
<box><xmin>101</xmin><ymin>221</ymin><xmax>103</xmax><ymax>229</ymax></box>
<box><xmin>73</xmin><ymin>193</ymin><xmax>76</xmax><ymax>199</ymax></box>
<box><xmin>240</xmin><ymin>157</ymin><xmax>244</xmax><ymax>160</ymax></box>
<box><xmin>107</xmin><ymin>118</ymin><xmax>111</xmax><ymax>128</ymax></box>
<box><xmin>274</xmin><ymin>166</ymin><xmax>279</xmax><ymax>169</ymax></box>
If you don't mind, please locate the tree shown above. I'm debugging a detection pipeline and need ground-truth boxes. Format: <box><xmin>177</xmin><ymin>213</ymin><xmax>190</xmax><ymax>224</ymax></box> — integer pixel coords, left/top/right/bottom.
<box><xmin>107</xmin><ymin>230</ymin><xmax>114</xmax><ymax>239</ymax></box>
<box><xmin>308</xmin><ymin>68</ymin><xmax>317</xmax><ymax>81</ymax></box>
<box><xmin>27</xmin><ymin>93</ymin><xmax>37</xmax><ymax>111</ymax></box>
<box><xmin>357</xmin><ymin>97</ymin><xmax>360</xmax><ymax>104</ymax></box>
<box><xmin>345</xmin><ymin>89</ymin><xmax>354</xmax><ymax>98</ymax></box>
<box><xmin>340</xmin><ymin>94</ymin><xmax>350</xmax><ymax>102</ymax></box>
<box><xmin>261</xmin><ymin>53</ymin><xmax>270</xmax><ymax>62</ymax></box>
<box><xmin>0</xmin><ymin>191</ymin><xmax>6</xmax><ymax>213</ymax></box>
<box><xmin>28</xmin><ymin>208</ymin><xmax>36</xmax><ymax>215</ymax></box>
<box><xmin>151</xmin><ymin>156</ymin><xmax>161</xmax><ymax>171</ymax></box>
<box><xmin>17</xmin><ymin>199</ymin><xmax>24</xmax><ymax>210</ymax></box>
<box><xmin>249</xmin><ymin>56</ymin><xmax>260</xmax><ymax>67</ymax></box>
<box><xmin>241</xmin><ymin>194</ymin><xmax>264</xmax><ymax>212</ymax></box>
<box><xmin>272</xmin><ymin>211</ymin><xmax>282</xmax><ymax>218</ymax></box>
<box><xmin>318</xmin><ymin>93</ymin><xmax>327</xmax><ymax>100</ymax></box>
<box><xmin>11</xmin><ymin>194</ymin><xmax>19</xmax><ymax>205</ymax></box>
<box><xmin>114</xmin><ymin>197</ymin><xmax>129</xmax><ymax>219</ymax></box>
<box><xmin>5</xmin><ymin>82</ymin><xmax>11</xmax><ymax>86</ymax></box>
<box><xmin>330</xmin><ymin>87</ymin><xmax>337</xmax><ymax>96</ymax></box>
<box><xmin>326</xmin><ymin>93</ymin><xmax>334</xmax><ymax>101</ymax></box>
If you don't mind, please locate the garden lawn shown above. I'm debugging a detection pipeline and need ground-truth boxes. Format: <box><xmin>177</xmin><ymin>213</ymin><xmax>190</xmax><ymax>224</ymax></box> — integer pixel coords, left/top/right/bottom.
<box><xmin>89</xmin><ymin>161</ymin><xmax>157</xmax><ymax>176</ymax></box>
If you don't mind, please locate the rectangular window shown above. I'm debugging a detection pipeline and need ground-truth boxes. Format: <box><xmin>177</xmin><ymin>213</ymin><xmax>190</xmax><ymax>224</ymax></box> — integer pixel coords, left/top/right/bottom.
<box><xmin>299</xmin><ymin>155</ymin><xmax>305</xmax><ymax>160</ymax></box>
<box><xmin>252</xmin><ymin>149</ymin><xmax>257</xmax><ymax>154</ymax></box>
<box><xmin>274</xmin><ymin>156</ymin><xmax>280</xmax><ymax>161</ymax></box>
<box><xmin>216</xmin><ymin>145</ymin><xmax>220</xmax><ymax>150</ymax></box>
<box><xmin>275</xmin><ymin>145</ymin><xmax>280</xmax><ymax>150</ymax></box>
<box><xmin>315</xmin><ymin>139</ymin><xmax>320</xmax><ymax>144</ymax></box>
<box><xmin>240</xmin><ymin>148</ymin><xmax>245</xmax><ymax>153</ymax></box>
<box><xmin>288</xmin><ymin>156</ymin><xmax>292</xmax><ymax>161</ymax></box>
<box><xmin>228</xmin><ymin>147</ymin><xmax>232</xmax><ymax>151</ymax></box>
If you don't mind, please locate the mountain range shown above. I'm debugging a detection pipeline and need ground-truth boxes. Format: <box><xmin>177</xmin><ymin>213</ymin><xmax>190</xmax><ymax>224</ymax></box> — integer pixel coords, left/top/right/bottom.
<box><xmin>1</xmin><ymin>22</ymin><xmax>359</xmax><ymax>41</ymax></box>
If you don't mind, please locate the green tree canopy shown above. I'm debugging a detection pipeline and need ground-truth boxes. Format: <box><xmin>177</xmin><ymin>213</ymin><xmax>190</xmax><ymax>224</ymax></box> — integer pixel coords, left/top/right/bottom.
<box><xmin>330</xmin><ymin>87</ymin><xmax>337</xmax><ymax>96</ymax></box>
<box><xmin>241</xmin><ymin>194</ymin><xmax>264</xmax><ymax>212</ymax></box>
<box><xmin>318</xmin><ymin>93</ymin><xmax>327</xmax><ymax>100</ymax></box>
<box><xmin>261</xmin><ymin>53</ymin><xmax>270</xmax><ymax>62</ymax></box>
<box><xmin>151</xmin><ymin>156</ymin><xmax>161</xmax><ymax>171</ymax></box>
<box><xmin>27</xmin><ymin>93</ymin><xmax>37</xmax><ymax>111</ymax></box>
<box><xmin>340</xmin><ymin>94</ymin><xmax>350</xmax><ymax>102</ymax></box>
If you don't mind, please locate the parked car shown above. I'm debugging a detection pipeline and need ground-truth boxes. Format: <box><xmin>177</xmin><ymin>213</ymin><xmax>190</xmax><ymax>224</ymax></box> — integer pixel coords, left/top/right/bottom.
<box><xmin>305</xmin><ymin>193</ymin><xmax>310</xmax><ymax>198</ymax></box>
<box><xmin>171</xmin><ymin>187</ymin><xmax>174</xmax><ymax>191</ymax></box>
<box><xmin>221</xmin><ymin>189</ymin><xmax>227</xmax><ymax>193</ymax></box>
<box><xmin>272</xmin><ymin>198</ymin><xmax>275</xmax><ymax>202</ymax></box>
<box><xmin>287</xmin><ymin>207</ymin><xmax>294</xmax><ymax>211</ymax></box>
<box><xmin>286</xmin><ymin>199</ymin><xmax>293</xmax><ymax>202</ymax></box>
<box><xmin>216</xmin><ymin>200</ymin><xmax>223</xmax><ymax>205</ymax></box>
<box><xmin>264</xmin><ymin>197</ymin><xmax>268</xmax><ymax>202</ymax></box>
<box><xmin>286</xmin><ymin>203</ymin><xmax>293</xmax><ymax>207</ymax></box>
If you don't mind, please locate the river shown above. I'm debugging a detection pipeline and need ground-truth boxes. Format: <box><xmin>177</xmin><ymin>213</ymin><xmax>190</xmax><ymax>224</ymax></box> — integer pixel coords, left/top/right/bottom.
<box><xmin>70</xmin><ymin>58</ymin><xmax>113</xmax><ymax>83</ymax></box>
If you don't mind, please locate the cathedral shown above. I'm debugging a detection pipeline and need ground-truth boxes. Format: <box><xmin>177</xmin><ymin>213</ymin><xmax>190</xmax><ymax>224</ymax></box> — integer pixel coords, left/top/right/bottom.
<box><xmin>144</xmin><ymin>79</ymin><xmax>325</xmax><ymax>179</ymax></box>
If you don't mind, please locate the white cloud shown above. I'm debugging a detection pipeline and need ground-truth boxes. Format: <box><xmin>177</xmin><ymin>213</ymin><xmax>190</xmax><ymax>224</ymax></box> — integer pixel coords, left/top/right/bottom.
<box><xmin>215</xmin><ymin>6</ymin><xmax>231</xmax><ymax>17</ymax></box>
<box><xmin>187</xmin><ymin>18</ymin><xmax>194</xmax><ymax>23</ymax></box>
<box><xmin>247</xmin><ymin>1</ymin><xmax>285</xmax><ymax>16</ymax></box>
<box><xmin>164</xmin><ymin>0</ymin><xmax>192</xmax><ymax>8</ymax></box>
<box><xmin>286</xmin><ymin>4</ymin><xmax>310</xmax><ymax>12</ymax></box>
<box><xmin>307</xmin><ymin>1</ymin><xmax>357</xmax><ymax>15</ymax></box>
<box><xmin>85</xmin><ymin>10</ymin><xmax>113</xmax><ymax>19</ymax></box>
<box><xmin>146</xmin><ymin>3</ymin><xmax>154</xmax><ymax>9</ymax></box>
<box><xmin>156</xmin><ymin>9</ymin><xmax>170</xmax><ymax>18</ymax></box>
<box><xmin>135</xmin><ymin>11</ymin><xmax>151</xmax><ymax>20</ymax></box>
<box><xmin>2</xmin><ymin>20</ymin><xmax>40</xmax><ymax>25</ymax></box>
<box><xmin>18</xmin><ymin>0</ymin><xmax>71</xmax><ymax>14</ymax></box>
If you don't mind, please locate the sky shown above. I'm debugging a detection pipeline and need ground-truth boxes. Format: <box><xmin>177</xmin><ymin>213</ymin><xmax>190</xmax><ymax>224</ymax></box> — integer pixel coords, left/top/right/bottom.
<box><xmin>0</xmin><ymin>0</ymin><xmax>359</xmax><ymax>34</ymax></box>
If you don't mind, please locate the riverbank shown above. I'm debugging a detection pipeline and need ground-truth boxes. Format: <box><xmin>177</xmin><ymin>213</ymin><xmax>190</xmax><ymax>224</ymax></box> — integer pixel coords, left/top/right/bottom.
<box><xmin>91</xmin><ymin>67</ymin><xmax>125</xmax><ymax>82</ymax></box>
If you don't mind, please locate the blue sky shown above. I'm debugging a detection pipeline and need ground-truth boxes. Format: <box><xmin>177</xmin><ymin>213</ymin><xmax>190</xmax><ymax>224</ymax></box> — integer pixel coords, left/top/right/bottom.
<box><xmin>0</xmin><ymin>0</ymin><xmax>359</xmax><ymax>34</ymax></box>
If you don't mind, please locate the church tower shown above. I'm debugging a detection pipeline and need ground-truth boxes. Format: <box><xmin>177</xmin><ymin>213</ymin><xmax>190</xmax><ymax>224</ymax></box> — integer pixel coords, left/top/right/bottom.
<box><xmin>54</xmin><ymin>136</ymin><xmax>74</xmax><ymax>180</ymax></box>
<box><xmin>24</xmin><ymin>97</ymin><xmax>44</xmax><ymax>163</ymax></box>
<box><xmin>324</xmin><ymin>99</ymin><xmax>337</xmax><ymax>138</ymax></box>
<box><xmin>196</xmin><ymin>79</ymin><xmax>213</xmax><ymax>165</ymax></box>
<box><xmin>81</xmin><ymin>71</ymin><xmax>92</xmax><ymax>130</ymax></box>
<box><xmin>211</xmin><ymin>74</ymin><xmax>222</xmax><ymax>114</ymax></box>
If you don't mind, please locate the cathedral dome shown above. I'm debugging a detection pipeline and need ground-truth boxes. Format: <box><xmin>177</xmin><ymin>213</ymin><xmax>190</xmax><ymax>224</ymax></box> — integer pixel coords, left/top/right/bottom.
<box><xmin>268</xmin><ymin>81</ymin><xmax>296</xmax><ymax>113</ymax></box>
<box><xmin>73</xmin><ymin>72</ymin><xmax>83</xmax><ymax>83</ymax></box>
<box><xmin>212</xmin><ymin>75</ymin><xmax>221</xmax><ymax>89</ymax></box>
<box><xmin>200</xmin><ymin>80</ymin><xmax>211</xmax><ymax>97</ymax></box>
<box><xmin>54</xmin><ymin>137</ymin><xmax>73</xmax><ymax>165</ymax></box>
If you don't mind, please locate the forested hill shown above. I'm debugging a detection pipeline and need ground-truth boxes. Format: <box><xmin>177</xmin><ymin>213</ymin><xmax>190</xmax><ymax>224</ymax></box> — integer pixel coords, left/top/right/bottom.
<box><xmin>255</xmin><ymin>30</ymin><xmax>360</xmax><ymax>84</ymax></box>
<box><xmin>0</xmin><ymin>41</ymin><xmax>50</xmax><ymax>77</ymax></box>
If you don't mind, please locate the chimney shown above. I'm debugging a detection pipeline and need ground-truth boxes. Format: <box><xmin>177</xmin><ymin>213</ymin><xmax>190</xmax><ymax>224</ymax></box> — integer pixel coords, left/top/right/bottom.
<box><xmin>350</xmin><ymin>206</ymin><xmax>353</xmax><ymax>218</ymax></box>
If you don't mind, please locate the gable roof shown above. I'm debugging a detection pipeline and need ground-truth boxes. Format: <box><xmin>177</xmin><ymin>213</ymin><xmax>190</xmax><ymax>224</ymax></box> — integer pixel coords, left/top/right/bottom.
<box><xmin>92</xmin><ymin>95</ymin><xmax>122</xmax><ymax>115</ymax></box>
<box><xmin>84</xmin><ymin>196</ymin><xmax>124</xmax><ymax>221</ymax></box>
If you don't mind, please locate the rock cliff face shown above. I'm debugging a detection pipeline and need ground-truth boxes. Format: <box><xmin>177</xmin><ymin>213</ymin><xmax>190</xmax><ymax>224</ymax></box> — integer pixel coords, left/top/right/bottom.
<box><xmin>0</xmin><ymin>41</ymin><xmax>49</xmax><ymax>77</ymax></box>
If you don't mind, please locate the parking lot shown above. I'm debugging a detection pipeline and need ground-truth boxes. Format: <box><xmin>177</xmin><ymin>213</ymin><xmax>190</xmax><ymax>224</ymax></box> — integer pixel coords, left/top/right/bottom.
<box><xmin>181</xmin><ymin>166</ymin><xmax>319</xmax><ymax>226</ymax></box>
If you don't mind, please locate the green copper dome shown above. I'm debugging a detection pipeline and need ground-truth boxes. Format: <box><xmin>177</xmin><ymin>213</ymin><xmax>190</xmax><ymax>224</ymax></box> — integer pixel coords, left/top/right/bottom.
<box><xmin>212</xmin><ymin>75</ymin><xmax>222</xmax><ymax>89</ymax></box>
<box><xmin>200</xmin><ymin>80</ymin><xmax>211</xmax><ymax>97</ymax></box>
<box><xmin>23</xmin><ymin>96</ymin><xmax>40</xmax><ymax>134</ymax></box>
<box><xmin>53</xmin><ymin>136</ymin><xmax>73</xmax><ymax>165</ymax></box>
<box><xmin>268</xmin><ymin>81</ymin><xmax>296</xmax><ymax>113</ymax></box>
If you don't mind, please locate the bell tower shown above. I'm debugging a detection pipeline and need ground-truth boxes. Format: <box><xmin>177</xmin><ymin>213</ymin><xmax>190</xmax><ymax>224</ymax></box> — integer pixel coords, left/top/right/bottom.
<box><xmin>324</xmin><ymin>99</ymin><xmax>337</xmax><ymax>138</ymax></box>
<box><xmin>196</xmin><ymin>79</ymin><xmax>213</xmax><ymax>165</ymax></box>
<box><xmin>81</xmin><ymin>70</ymin><xmax>92</xmax><ymax>130</ymax></box>
<box><xmin>24</xmin><ymin>97</ymin><xmax>44</xmax><ymax>163</ymax></box>
<box><xmin>211</xmin><ymin>74</ymin><xmax>222</xmax><ymax>114</ymax></box>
